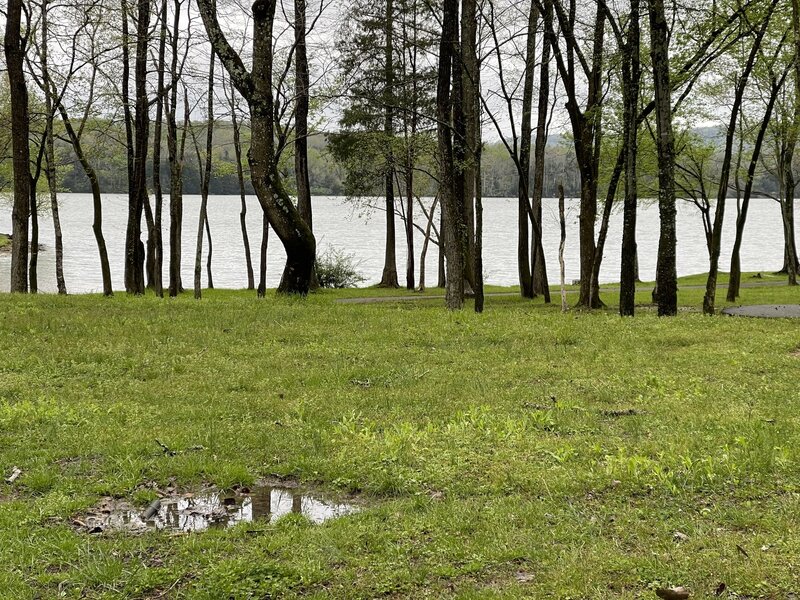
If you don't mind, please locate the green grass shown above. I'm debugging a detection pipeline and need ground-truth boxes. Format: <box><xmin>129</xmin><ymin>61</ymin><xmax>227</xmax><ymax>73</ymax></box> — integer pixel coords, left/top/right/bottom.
<box><xmin>0</xmin><ymin>281</ymin><xmax>799</xmax><ymax>598</ymax></box>
<box><xmin>0</xmin><ymin>233</ymin><xmax>9</xmax><ymax>250</ymax></box>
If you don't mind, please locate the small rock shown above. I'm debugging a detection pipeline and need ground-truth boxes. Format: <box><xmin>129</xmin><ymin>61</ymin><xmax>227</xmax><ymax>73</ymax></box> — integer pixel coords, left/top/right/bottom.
<box><xmin>673</xmin><ymin>531</ymin><xmax>689</xmax><ymax>542</ymax></box>
<box><xmin>515</xmin><ymin>570</ymin><xmax>535</xmax><ymax>584</ymax></box>
<box><xmin>656</xmin><ymin>586</ymin><xmax>690</xmax><ymax>600</ymax></box>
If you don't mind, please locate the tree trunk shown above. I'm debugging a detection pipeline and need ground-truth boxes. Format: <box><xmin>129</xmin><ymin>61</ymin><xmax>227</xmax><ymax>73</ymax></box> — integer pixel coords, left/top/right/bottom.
<box><xmin>151</xmin><ymin>0</ymin><xmax>168</xmax><ymax>298</ymax></box>
<box><xmin>199</xmin><ymin>0</ymin><xmax>315</xmax><ymax>294</ymax></box>
<box><xmin>29</xmin><ymin>190</ymin><xmax>38</xmax><ymax>293</ymax></box>
<box><xmin>474</xmin><ymin>87</ymin><xmax>484</xmax><ymax>313</ymax></box>
<box><xmin>122</xmin><ymin>0</ymin><xmax>150</xmax><ymax>295</ymax></box>
<box><xmin>258</xmin><ymin>212</ymin><xmax>269</xmax><ymax>297</ymax></box>
<box><xmin>461</xmin><ymin>0</ymin><xmax>477</xmax><ymax>290</ymax></box>
<box><xmin>437</xmin><ymin>0</ymin><xmax>464</xmax><ymax>309</ymax></box>
<box><xmin>226</xmin><ymin>75</ymin><xmax>254</xmax><ymax>289</ymax></box>
<box><xmin>294</xmin><ymin>0</ymin><xmax>316</xmax><ymax>289</ymax></box>
<box><xmin>193</xmin><ymin>54</ymin><xmax>215</xmax><ymax>299</ymax></box>
<box><xmin>620</xmin><ymin>0</ymin><xmax>640</xmax><ymax>317</ymax></box>
<box><xmin>703</xmin><ymin>0</ymin><xmax>775</xmax><ymax>315</ymax></box>
<box><xmin>4</xmin><ymin>0</ymin><xmax>31</xmax><ymax>292</ymax></box>
<box><xmin>517</xmin><ymin>5</ymin><xmax>538</xmax><ymax>299</ymax></box>
<box><xmin>648</xmin><ymin>0</ymin><xmax>678</xmax><ymax>316</ymax></box>
<box><xmin>379</xmin><ymin>0</ymin><xmax>399</xmax><ymax>288</ymax></box>
<box><xmin>438</xmin><ymin>207</ymin><xmax>446</xmax><ymax>288</ymax></box>
<box><xmin>417</xmin><ymin>197</ymin><xmax>439</xmax><ymax>292</ymax></box>
<box><xmin>168</xmin><ymin>0</ymin><xmax>185</xmax><ymax>297</ymax></box>
<box><xmin>559</xmin><ymin>183</ymin><xmax>568</xmax><ymax>312</ymax></box>
<box><xmin>727</xmin><ymin>67</ymin><xmax>786</xmax><ymax>301</ymax></box>
<box><xmin>57</xmin><ymin>106</ymin><xmax>113</xmax><ymax>295</ymax></box>
<box><xmin>531</xmin><ymin>4</ymin><xmax>552</xmax><ymax>301</ymax></box>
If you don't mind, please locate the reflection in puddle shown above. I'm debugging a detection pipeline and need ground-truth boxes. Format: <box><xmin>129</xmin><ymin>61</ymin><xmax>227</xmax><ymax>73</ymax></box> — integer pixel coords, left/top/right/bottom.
<box><xmin>85</xmin><ymin>486</ymin><xmax>358</xmax><ymax>533</ymax></box>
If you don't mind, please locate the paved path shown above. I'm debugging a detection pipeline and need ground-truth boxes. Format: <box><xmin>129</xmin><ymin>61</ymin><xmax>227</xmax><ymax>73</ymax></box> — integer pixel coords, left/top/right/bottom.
<box><xmin>336</xmin><ymin>281</ymin><xmax>791</xmax><ymax>305</ymax></box>
<box><xmin>722</xmin><ymin>304</ymin><xmax>800</xmax><ymax>318</ymax></box>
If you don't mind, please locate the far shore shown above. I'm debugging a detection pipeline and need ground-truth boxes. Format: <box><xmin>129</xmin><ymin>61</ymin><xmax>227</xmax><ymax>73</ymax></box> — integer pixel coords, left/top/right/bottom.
<box><xmin>0</xmin><ymin>233</ymin><xmax>45</xmax><ymax>253</ymax></box>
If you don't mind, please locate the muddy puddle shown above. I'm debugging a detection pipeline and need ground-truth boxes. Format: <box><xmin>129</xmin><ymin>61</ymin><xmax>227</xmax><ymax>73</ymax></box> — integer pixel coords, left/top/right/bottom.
<box><xmin>80</xmin><ymin>484</ymin><xmax>358</xmax><ymax>533</ymax></box>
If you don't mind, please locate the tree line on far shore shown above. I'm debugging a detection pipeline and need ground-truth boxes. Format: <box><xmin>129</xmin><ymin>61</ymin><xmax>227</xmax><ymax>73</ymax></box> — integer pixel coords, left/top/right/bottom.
<box><xmin>2</xmin><ymin>0</ymin><xmax>799</xmax><ymax>314</ymax></box>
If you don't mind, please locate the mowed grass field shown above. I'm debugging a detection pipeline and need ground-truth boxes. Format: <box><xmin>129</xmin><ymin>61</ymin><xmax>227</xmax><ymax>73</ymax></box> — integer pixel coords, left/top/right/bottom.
<box><xmin>0</xmin><ymin>276</ymin><xmax>799</xmax><ymax>598</ymax></box>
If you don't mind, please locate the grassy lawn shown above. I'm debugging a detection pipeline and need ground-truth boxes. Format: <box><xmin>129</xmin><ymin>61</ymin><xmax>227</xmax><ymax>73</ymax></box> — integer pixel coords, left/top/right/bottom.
<box><xmin>0</xmin><ymin>233</ymin><xmax>9</xmax><ymax>250</ymax></box>
<box><xmin>0</xmin><ymin>280</ymin><xmax>799</xmax><ymax>598</ymax></box>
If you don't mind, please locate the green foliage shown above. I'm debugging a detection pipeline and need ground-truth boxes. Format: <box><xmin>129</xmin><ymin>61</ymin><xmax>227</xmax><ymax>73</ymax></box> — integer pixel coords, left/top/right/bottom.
<box><xmin>315</xmin><ymin>247</ymin><xmax>367</xmax><ymax>288</ymax></box>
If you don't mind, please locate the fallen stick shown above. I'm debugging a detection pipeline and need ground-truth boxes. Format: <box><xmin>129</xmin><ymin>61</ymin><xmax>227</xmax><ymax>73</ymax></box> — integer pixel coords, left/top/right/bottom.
<box><xmin>141</xmin><ymin>499</ymin><xmax>162</xmax><ymax>520</ymax></box>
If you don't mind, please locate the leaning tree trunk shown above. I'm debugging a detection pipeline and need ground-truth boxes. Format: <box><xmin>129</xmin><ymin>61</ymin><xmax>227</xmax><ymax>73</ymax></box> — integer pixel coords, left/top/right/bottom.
<box><xmin>198</xmin><ymin>0</ymin><xmax>315</xmax><ymax>294</ymax></box>
<box><xmin>417</xmin><ymin>197</ymin><xmax>438</xmax><ymax>292</ymax></box>
<box><xmin>4</xmin><ymin>0</ymin><xmax>31</xmax><ymax>292</ymax></box>
<box><xmin>727</xmin><ymin>67</ymin><xmax>786</xmax><ymax>301</ymax></box>
<box><xmin>703</xmin><ymin>0</ymin><xmax>775</xmax><ymax>315</ymax></box>
<box><xmin>58</xmin><ymin>106</ymin><xmax>113</xmax><ymax>295</ymax></box>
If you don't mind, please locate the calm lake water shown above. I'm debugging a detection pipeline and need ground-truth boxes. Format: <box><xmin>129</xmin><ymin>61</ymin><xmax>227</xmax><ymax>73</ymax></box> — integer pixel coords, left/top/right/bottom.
<box><xmin>0</xmin><ymin>194</ymin><xmax>797</xmax><ymax>293</ymax></box>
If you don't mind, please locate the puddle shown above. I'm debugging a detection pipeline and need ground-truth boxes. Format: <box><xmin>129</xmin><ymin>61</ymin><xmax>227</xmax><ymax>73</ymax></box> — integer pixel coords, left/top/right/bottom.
<box><xmin>81</xmin><ymin>484</ymin><xmax>358</xmax><ymax>533</ymax></box>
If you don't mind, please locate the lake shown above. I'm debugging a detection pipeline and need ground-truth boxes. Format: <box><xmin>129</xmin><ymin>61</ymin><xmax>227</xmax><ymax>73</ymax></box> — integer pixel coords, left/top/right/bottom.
<box><xmin>0</xmin><ymin>194</ymin><xmax>797</xmax><ymax>293</ymax></box>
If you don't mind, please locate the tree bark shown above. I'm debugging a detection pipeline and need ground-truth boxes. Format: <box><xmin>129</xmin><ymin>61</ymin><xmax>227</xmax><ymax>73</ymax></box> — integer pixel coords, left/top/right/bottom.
<box><xmin>122</xmin><ymin>0</ymin><xmax>150</xmax><ymax>295</ymax></box>
<box><xmin>437</xmin><ymin>0</ymin><xmax>464</xmax><ymax>309</ymax></box>
<box><xmin>517</xmin><ymin>5</ymin><xmax>538</xmax><ymax>299</ymax></box>
<box><xmin>258</xmin><ymin>212</ymin><xmax>269</xmax><ymax>297</ymax></box>
<box><xmin>531</xmin><ymin>9</ymin><xmax>551</xmax><ymax>302</ymax></box>
<box><xmin>461</xmin><ymin>0</ymin><xmax>477</xmax><ymax>291</ymax></box>
<box><xmin>648</xmin><ymin>0</ymin><xmax>678</xmax><ymax>316</ymax></box>
<box><xmin>379</xmin><ymin>0</ymin><xmax>399</xmax><ymax>288</ymax></box>
<box><xmin>151</xmin><ymin>0</ymin><xmax>168</xmax><ymax>298</ymax></box>
<box><xmin>619</xmin><ymin>0</ymin><xmax>641</xmax><ymax>316</ymax></box>
<box><xmin>559</xmin><ymin>183</ymin><xmax>568</xmax><ymax>312</ymax></box>
<box><xmin>168</xmin><ymin>0</ymin><xmax>186</xmax><ymax>297</ymax></box>
<box><xmin>4</xmin><ymin>0</ymin><xmax>31</xmax><ymax>292</ymax></box>
<box><xmin>294</xmin><ymin>0</ymin><xmax>316</xmax><ymax>289</ymax></box>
